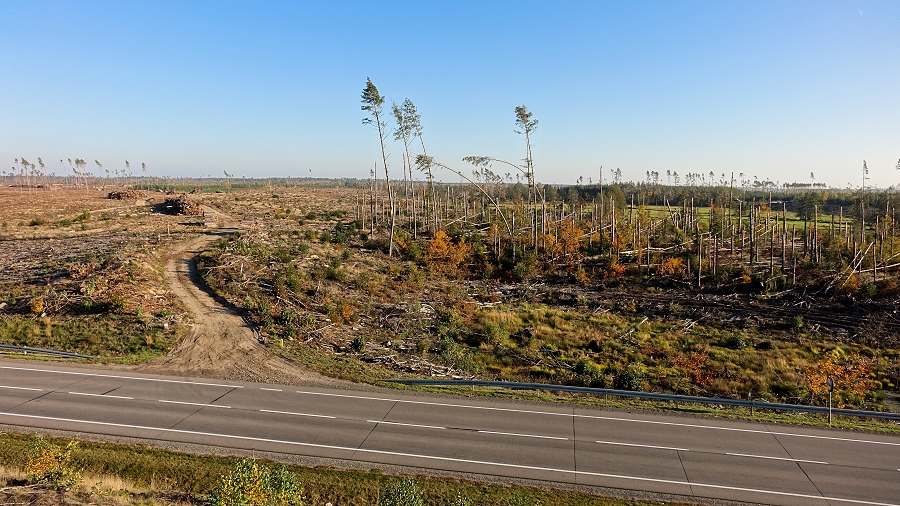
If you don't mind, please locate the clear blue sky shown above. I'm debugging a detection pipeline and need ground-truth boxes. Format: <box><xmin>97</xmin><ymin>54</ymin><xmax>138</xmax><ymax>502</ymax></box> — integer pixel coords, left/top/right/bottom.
<box><xmin>2</xmin><ymin>0</ymin><xmax>898</xmax><ymax>187</ymax></box>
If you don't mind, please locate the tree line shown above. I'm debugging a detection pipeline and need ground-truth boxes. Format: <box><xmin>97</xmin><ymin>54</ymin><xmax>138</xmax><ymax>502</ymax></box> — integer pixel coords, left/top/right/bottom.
<box><xmin>359</xmin><ymin>78</ymin><xmax>900</xmax><ymax>295</ymax></box>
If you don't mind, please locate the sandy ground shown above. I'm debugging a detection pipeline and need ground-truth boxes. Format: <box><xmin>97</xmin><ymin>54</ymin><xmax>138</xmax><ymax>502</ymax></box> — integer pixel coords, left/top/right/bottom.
<box><xmin>130</xmin><ymin>206</ymin><xmax>348</xmax><ymax>387</ymax></box>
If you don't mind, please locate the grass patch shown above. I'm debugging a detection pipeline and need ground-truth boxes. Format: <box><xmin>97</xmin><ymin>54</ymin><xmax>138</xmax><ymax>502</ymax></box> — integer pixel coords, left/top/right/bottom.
<box><xmin>0</xmin><ymin>431</ymin><xmax>685</xmax><ymax>506</ymax></box>
<box><xmin>0</xmin><ymin>315</ymin><xmax>178</xmax><ymax>361</ymax></box>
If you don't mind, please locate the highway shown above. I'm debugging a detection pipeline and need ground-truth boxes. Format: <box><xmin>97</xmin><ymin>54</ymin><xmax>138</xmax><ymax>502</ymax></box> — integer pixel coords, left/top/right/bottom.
<box><xmin>0</xmin><ymin>359</ymin><xmax>898</xmax><ymax>506</ymax></box>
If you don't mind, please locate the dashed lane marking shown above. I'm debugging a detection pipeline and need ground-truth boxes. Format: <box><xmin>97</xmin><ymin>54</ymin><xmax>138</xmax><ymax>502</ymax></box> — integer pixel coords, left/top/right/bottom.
<box><xmin>0</xmin><ymin>411</ymin><xmax>896</xmax><ymax>506</ymax></box>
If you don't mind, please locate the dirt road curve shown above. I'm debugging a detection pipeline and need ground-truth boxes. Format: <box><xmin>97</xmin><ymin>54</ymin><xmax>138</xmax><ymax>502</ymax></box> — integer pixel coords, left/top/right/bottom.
<box><xmin>133</xmin><ymin>206</ymin><xmax>342</xmax><ymax>387</ymax></box>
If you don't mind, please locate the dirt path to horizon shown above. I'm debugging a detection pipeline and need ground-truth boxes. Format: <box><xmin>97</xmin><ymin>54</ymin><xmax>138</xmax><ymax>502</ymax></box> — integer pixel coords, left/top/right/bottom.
<box><xmin>132</xmin><ymin>206</ymin><xmax>348</xmax><ymax>387</ymax></box>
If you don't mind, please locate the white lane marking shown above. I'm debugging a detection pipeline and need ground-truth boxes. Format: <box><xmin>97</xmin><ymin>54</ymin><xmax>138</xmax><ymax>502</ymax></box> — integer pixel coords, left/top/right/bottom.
<box><xmin>296</xmin><ymin>390</ymin><xmax>575</xmax><ymax>416</ymax></box>
<box><xmin>576</xmin><ymin>414</ymin><xmax>900</xmax><ymax>446</ymax></box>
<box><xmin>260</xmin><ymin>388</ymin><xmax>282</xmax><ymax>392</ymax></box>
<box><xmin>294</xmin><ymin>390</ymin><xmax>900</xmax><ymax>447</ymax></box>
<box><xmin>159</xmin><ymin>400</ymin><xmax>231</xmax><ymax>409</ymax></box>
<box><xmin>595</xmin><ymin>440</ymin><xmax>688</xmax><ymax>451</ymax></box>
<box><xmin>0</xmin><ymin>411</ymin><xmax>897</xmax><ymax>506</ymax></box>
<box><xmin>479</xmin><ymin>430</ymin><xmax>568</xmax><ymax>440</ymax></box>
<box><xmin>68</xmin><ymin>392</ymin><xmax>133</xmax><ymax>400</ymax></box>
<box><xmin>0</xmin><ymin>365</ymin><xmax>242</xmax><ymax>388</ymax></box>
<box><xmin>259</xmin><ymin>409</ymin><xmax>334</xmax><ymax>419</ymax></box>
<box><xmin>369</xmin><ymin>420</ymin><xmax>446</xmax><ymax>430</ymax></box>
<box><xmin>726</xmin><ymin>453</ymin><xmax>827</xmax><ymax>464</ymax></box>
<box><xmin>6</xmin><ymin>365</ymin><xmax>896</xmax><ymax>448</ymax></box>
<box><xmin>0</xmin><ymin>385</ymin><xmax>42</xmax><ymax>391</ymax></box>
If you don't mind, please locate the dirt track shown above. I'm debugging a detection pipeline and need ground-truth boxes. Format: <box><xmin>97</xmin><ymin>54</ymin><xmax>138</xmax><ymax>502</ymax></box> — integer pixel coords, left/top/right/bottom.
<box><xmin>132</xmin><ymin>207</ymin><xmax>345</xmax><ymax>387</ymax></box>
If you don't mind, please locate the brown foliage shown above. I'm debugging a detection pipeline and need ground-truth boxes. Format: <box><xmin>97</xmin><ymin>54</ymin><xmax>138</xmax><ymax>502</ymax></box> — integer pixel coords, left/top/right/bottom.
<box><xmin>805</xmin><ymin>351</ymin><xmax>878</xmax><ymax>406</ymax></box>
<box><xmin>674</xmin><ymin>351</ymin><xmax>713</xmax><ymax>387</ymax></box>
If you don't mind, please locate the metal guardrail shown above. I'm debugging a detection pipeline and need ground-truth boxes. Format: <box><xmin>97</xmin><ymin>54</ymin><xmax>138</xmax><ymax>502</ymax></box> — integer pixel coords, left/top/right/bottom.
<box><xmin>0</xmin><ymin>344</ymin><xmax>94</xmax><ymax>360</ymax></box>
<box><xmin>386</xmin><ymin>379</ymin><xmax>900</xmax><ymax>422</ymax></box>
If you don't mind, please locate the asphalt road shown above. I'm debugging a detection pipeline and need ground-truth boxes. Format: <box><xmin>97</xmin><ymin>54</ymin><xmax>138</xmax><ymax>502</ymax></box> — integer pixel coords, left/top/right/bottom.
<box><xmin>1</xmin><ymin>359</ymin><xmax>898</xmax><ymax>506</ymax></box>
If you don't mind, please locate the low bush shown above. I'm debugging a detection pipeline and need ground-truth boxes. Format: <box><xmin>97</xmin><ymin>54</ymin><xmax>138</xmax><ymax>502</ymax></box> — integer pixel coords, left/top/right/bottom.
<box><xmin>380</xmin><ymin>478</ymin><xmax>424</xmax><ymax>506</ymax></box>
<box><xmin>25</xmin><ymin>437</ymin><xmax>81</xmax><ymax>490</ymax></box>
<box><xmin>208</xmin><ymin>458</ymin><xmax>304</xmax><ymax>506</ymax></box>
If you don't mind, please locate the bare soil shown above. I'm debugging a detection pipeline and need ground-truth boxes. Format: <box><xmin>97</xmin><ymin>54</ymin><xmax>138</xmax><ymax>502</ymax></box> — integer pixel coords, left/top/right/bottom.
<box><xmin>131</xmin><ymin>205</ymin><xmax>347</xmax><ymax>387</ymax></box>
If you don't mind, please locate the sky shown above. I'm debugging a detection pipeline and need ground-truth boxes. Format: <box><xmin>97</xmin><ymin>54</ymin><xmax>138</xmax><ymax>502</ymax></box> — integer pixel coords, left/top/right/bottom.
<box><xmin>1</xmin><ymin>0</ymin><xmax>899</xmax><ymax>187</ymax></box>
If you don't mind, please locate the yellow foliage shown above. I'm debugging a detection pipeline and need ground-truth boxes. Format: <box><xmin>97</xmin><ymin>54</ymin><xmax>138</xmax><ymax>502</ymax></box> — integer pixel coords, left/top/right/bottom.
<box><xmin>658</xmin><ymin>257</ymin><xmax>685</xmax><ymax>276</ymax></box>
<box><xmin>840</xmin><ymin>274</ymin><xmax>861</xmax><ymax>295</ymax></box>
<box><xmin>427</xmin><ymin>230</ymin><xmax>470</xmax><ymax>272</ymax></box>
<box><xmin>605</xmin><ymin>260</ymin><xmax>626</xmax><ymax>278</ymax></box>
<box><xmin>558</xmin><ymin>222</ymin><xmax>584</xmax><ymax>261</ymax></box>
<box><xmin>25</xmin><ymin>438</ymin><xmax>81</xmax><ymax>489</ymax></box>
<box><xmin>209</xmin><ymin>458</ymin><xmax>303</xmax><ymax>506</ymax></box>
<box><xmin>30</xmin><ymin>296</ymin><xmax>45</xmax><ymax>315</ymax></box>
<box><xmin>575</xmin><ymin>267</ymin><xmax>590</xmax><ymax>285</ymax></box>
<box><xmin>542</xmin><ymin>234</ymin><xmax>562</xmax><ymax>258</ymax></box>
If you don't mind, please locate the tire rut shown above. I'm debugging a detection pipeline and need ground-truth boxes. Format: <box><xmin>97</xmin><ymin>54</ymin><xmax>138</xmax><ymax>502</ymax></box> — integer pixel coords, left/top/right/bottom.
<box><xmin>131</xmin><ymin>206</ymin><xmax>348</xmax><ymax>387</ymax></box>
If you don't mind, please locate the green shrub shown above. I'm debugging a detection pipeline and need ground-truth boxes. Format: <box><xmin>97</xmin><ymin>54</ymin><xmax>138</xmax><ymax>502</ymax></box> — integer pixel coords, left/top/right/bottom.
<box><xmin>350</xmin><ymin>335</ymin><xmax>365</xmax><ymax>352</ymax></box>
<box><xmin>273</xmin><ymin>248</ymin><xmax>292</xmax><ymax>263</ymax></box>
<box><xmin>722</xmin><ymin>333</ymin><xmax>748</xmax><ymax>350</ymax></box>
<box><xmin>860</xmin><ymin>282</ymin><xmax>877</xmax><ymax>299</ymax></box>
<box><xmin>279</xmin><ymin>309</ymin><xmax>297</xmax><ymax>326</ymax></box>
<box><xmin>29</xmin><ymin>217</ymin><xmax>46</xmax><ymax>226</ymax></box>
<box><xmin>406</xmin><ymin>240</ymin><xmax>426</xmax><ymax>262</ymax></box>
<box><xmin>208</xmin><ymin>457</ymin><xmax>303</xmax><ymax>506</ymax></box>
<box><xmin>512</xmin><ymin>250</ymin><xmax>539</xmax><ymax>280</ymax></box>
<box><xmin>574</xmin><ymin>359</ymin><xmax>602</xmax><ymax>379</ymax></box>
<box><xmin>325</xmin><ymin>258</ymin><xmax>346</xmax><ymax>281</ymax></box>
<box><xmin>614</xmin><ymin>367</ymin><xmax>643</xmax><ymax>391</ymax></box>
<box><xmin>59</xmin><ymin>218</ymin><xmax>73</xmax><ymax>227</ymax></box>
<box><xmin>448</xmin><ymin>495</ymin><xmax>475</xmax><ymax>506</ymax></box>
<box><xmin>381</xmin><ymin>478</ymin><xmax>424</xmax><ymax>506</ymax></box>
<box><xmin>481</xmin><ymin>321</ymin><xmax>509</xmax><ymax>345</ymax></box>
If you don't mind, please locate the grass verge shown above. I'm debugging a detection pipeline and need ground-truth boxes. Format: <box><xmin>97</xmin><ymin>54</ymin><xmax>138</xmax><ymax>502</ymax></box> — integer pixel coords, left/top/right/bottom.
<box><xmin>0</xmin><ymin>315</ymin><xmax>181</xmax><ymax>362</ymax></box>
<box><xmin>0</xmin><ymin>431</ymin><xmax>686</xmax><ymax>506</ymax></box>
<box><xmin>377</xmin><ymin>382</ymin><xmax>900</xmax><ymax>434</ymax></box>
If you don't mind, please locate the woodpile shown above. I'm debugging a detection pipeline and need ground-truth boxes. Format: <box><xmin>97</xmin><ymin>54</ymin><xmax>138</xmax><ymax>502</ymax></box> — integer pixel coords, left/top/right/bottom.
<box><xmin>159</xmin><ymin>194</ymin><xmax>202</xmax><ymax>216</ymax></box>
<box><xmin>107</xmin><ymin>189</ymin><xmax>147</xmax><ymax>200</ymax></box>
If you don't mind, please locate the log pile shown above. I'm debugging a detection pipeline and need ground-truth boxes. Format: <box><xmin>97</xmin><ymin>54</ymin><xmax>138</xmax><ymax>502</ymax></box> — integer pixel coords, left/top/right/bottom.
<box><xmin>159</xmin><ymin>194</ymin><xmax>203</xmax><ymax>216</ymax></box>
<box><xmin>107</xmin><ymin>190</ymin><xmax>147</xmax><ymax>200</ymax></box>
